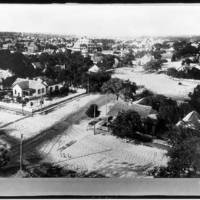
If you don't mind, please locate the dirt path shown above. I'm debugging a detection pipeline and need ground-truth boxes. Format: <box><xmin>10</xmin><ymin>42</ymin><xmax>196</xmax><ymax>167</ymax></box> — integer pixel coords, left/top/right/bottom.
<box><xmin>5</xmin><ymin>94</ymin><xmax>115</xmax><ymax>171</ymax></box>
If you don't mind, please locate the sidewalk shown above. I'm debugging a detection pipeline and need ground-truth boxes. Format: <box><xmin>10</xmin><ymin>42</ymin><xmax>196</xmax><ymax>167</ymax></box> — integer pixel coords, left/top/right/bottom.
<box><xmin>0</xmin><ymin>89</ymin><xmax>86</xmax><ymax>116</ymax></box>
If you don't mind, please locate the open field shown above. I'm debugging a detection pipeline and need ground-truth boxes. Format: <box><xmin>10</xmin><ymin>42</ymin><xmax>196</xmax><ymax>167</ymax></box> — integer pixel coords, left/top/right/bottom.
<box><xmin>113</xmin><ymin>67</ymin><xmax>200</xmax><ymax>100</ymax></box>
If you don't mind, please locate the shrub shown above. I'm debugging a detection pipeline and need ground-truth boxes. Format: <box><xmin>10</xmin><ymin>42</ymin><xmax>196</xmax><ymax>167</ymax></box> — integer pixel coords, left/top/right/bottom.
<box><xmin>143</xmin><ymin>60</ymin><xmax>162</xmax><ymax>72</ymax></box>
<box><xmin>167</xmin><ymin>68</ymin><xmax>178</xmax><ymax>77</ymax></box>
<box><xmin>138</xmin><ymin>89</ymin><xmax>154</xmax><ymax>98</ymax></box>
<box><xmin>86</xmin><ymin>104</ymin><xmax>100</xmax><ymax>118</ymax></box>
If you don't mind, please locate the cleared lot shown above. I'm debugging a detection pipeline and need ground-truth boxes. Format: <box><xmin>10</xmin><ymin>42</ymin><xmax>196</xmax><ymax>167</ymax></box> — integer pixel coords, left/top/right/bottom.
<box><xmin>113</xmin><ymin>67</ymin><xmax>200</xmax><ymax>100</ymax></box>
<box><xmin>40</xmin><ymin>120</ymin><xmax>167</xmax><ymax>178</ymax></box>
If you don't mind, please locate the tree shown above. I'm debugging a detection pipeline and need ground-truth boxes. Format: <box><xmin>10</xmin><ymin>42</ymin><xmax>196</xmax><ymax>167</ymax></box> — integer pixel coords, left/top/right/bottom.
<box><xmin>178</xmin><ymin>102</ymin><xmax>193</xmax><ymax>119</ymax></box>
<box><xmin>86</xmin><ymin>104</ymin><xmax>100</xmax><ymax>118</ymax></box>
<box><xmin>167</xmin><ymin>68</ymin><xmax>178</xmax><ymax>77</ymax></box>
<box><xmin>0</xmin><ymin>142</ymin><xmax>10</xmax><ymax>168</ymax></box>
<box><xmin>86</xmin><ymin>71</ymin><xmax>111</xmax><ymax>93</ymax></box>
<box><xmin>122</xmin><ymin>49</ymin><xmax>135</xmax><ymax>66</ymax></box>
<box><xmin>189</xmin><ymin>85</ymin><xmax>200</xmax><ymax>113</ymax></box>
<box><xmin>158</xmin><ymin>99</ymin><xmax>180</xmax><ymax>125</ymax></box>
<box><xmin>152</xmin><ymin>51</ymin><xmax>162</xmax><ymax>60</ymax></box>
<box><xmin>101</xmin><ymin>78</ymin><xmax>137</xmax><ymax>101</ymax></box>
<box><xmin>143</xmin><ymin>60</ymin><xmax>162</xmax><ymax>72</ymax></box>
<box><xmin>150</xmin><ymin>128</ymin><xmax>200</xmax><ymax>177</ymax></box>
<box><xmin>97</xmin><ymin>54</ymin><xmax>115</xmax><ymax>71</ymax></box>
<box><xmin>111</xmin><ymin>110</ymin><xmax>142</xmax><ymax>139</ymax></box>
<box><xmin>138</xmin><ymin>88</ymin><xmax>154</xmax><ymax>99</ymax></box>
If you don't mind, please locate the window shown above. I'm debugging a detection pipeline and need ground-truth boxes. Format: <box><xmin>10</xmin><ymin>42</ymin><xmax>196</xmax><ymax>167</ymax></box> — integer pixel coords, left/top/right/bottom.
<box><xmin>38</xmin><ymin>89</ymin><xmax>40</xmax><ymax>94</ymax></box>
<box><xmin>42</xmin><ymin>88</ymin><xmax>45</xmax><ymax>93</ymax></box>
<box><xmin>15</xmin><ymin>90</ymin><xmax>17</xmax><ymax>94</ymax></box>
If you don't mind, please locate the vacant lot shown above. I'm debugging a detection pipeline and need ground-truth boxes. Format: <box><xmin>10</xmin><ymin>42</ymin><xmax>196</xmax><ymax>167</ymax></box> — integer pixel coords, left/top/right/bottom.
<box><xmin>113</xmin><ymin>67</ymin><xmax>199</xmax><ymax>100</ymax></box>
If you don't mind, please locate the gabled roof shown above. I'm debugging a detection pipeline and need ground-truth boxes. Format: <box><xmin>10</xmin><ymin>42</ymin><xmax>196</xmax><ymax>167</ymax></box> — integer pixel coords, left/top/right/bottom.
<box><xmin>12</xmin><ymin>78</ymin><xmax>27</xmax><ymax>87</ymax></box>
<box><xmin>14</xmin><ymin>81</ymin><xmax>29</xmax><ymax>90</ymax></box>
<box><xmin>108</xmin><ymin>101</ymin><xmax>157</xmax><ymax>118</ymax></box>
<box><xmin>32</xmin><ymin>62</ymin><xmax>42</xmax><ymax>69</ymax></box>
<box><xmin>176</xmin><ymin>111</ymin><xmax>200</xmax><ymax>130</ymax></box>
<box><xmin>183</xmin><ymin>111</ymin><xmax>200</xmax><ymax>123</ymax></box>
<box><xmin>88</xmin><ymin>65</ymin><xmax>100</xmax><ymax>73</ymax></box>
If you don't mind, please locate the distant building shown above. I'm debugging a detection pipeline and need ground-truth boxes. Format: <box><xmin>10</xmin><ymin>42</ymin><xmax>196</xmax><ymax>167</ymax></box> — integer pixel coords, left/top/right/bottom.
<box><xmin>72</xmin><ymin>37</ymin><xmax>96</xmax><ymax>53</ymax></box>
<box><xmin>27</xmin><ymin>42</ymin><xmax>39</xmax><ymax>53</ymax></box>
<box><xmin>32</xmin><ymin>62</ymin><xmax>43</xmax><ymax>70</ymax></box>
<box><xmin>88</xmin><ymin>64</ymin><xmax>100</xmax><ymax>73</ymax></box>
<box><xmin>138</xmin><ymin>54</ymin><xmax>153</xmax><ymax>66</ymax></box>
<box><xmin>2</xmin><ymin>43</ymin><xmax>14</xmax><ymax>50</ymax></box>
<box><xmin>54</xmin><ymin>64</ymin><xmax>66</xmax><ymax>72</ymax></box>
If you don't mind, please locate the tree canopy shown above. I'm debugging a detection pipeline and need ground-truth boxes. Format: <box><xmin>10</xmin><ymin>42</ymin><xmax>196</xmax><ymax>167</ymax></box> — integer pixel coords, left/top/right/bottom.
<box><xmin>151</xmin><ymin>128</ymin><xmax>200</xmax><ymax>177</ymax></box>
<box><xmin>111</xmin><ymin>110</ymin><xmax>142</xmax><ymax>139</ymax></box>
<box><xmin>101</xmin><ymin>78</ymin><xmax>137</xmax><ymax>101</ymax></box>
<box><xmin>143</xmin><ymin>59</ymin><xmax>162</xmax><ymax>72</ymax></box>
<box><xmin>86</xmin><ymin>104</ymin><xmax>100</xmax><ymax>118</ymax></box>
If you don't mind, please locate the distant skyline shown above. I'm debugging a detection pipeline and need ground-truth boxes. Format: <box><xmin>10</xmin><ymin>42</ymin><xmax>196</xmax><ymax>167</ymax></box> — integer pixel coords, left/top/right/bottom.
<box><xmin>0</xmin><ymin>4</ymin><xmax>200</xmax><ymax>38</ymax></box>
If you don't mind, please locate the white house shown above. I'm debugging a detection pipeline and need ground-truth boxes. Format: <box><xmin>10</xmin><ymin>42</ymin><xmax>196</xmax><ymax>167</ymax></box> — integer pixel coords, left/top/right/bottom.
<box><xmin>12</xmin><ymin>78</ymin><xmax>47</xmax><ymax>98</ymax></box>
<box><xmin>88</xmin><ymin>64</ymin><xmax>100</xmax><ymax>73</ymax></box>
<box><xmin>138</xmin><ymin>54</ymin><xmax>153</xmax><ymax>66</ymax></box>
<box><xmin>35</xmin><ymin>77</ymin><xmax>64</xmax><ymax>94</ymax></box>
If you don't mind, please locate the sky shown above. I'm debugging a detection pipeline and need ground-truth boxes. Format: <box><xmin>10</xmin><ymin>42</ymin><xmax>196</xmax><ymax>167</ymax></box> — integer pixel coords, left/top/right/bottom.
<box><xmin>0</xmin><ymin>4</ymin><xmax>200</xmax><ymax>38</ymax></box>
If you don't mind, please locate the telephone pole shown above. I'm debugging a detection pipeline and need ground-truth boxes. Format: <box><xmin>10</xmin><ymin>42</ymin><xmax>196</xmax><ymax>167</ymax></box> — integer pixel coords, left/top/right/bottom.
<box><xmin>87</xmin><ymin>75</ymin><xmax>90</xmax><ymax>93</ymax></box>
<box><xmin>20</xmin><ymin>134</ymin><xmax>23</xmax><ymax>171</ymax></box>
<box><xmin>94</xmin><ymin>106</ymin><xmax>96</xmax><ymax>135</ymax></box>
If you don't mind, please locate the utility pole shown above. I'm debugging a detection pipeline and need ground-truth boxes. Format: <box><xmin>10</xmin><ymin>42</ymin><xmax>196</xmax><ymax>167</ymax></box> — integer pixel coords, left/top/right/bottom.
<box><xmin>93</xmin><ymin>105</ymin><xmax>96</xmax><ymax>135</ymax></box>
<box><xmin>87</xmin><ymin>74</ymin><xmax>90</xmax><ymax>94</ymax></box>
<box><xmin>106</xmin><ymin>94</ymin><xmax>109</xmax><ymax>132</ymax></box>
<box><xmin>20</xmin><ymin>134</ymin><xmax>23</xmax><ymax>171</ymax></box>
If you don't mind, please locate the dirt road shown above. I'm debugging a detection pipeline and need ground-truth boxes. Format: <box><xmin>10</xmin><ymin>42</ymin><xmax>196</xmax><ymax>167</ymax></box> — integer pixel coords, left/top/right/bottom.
<box><xmin>2</xmin><ymin>94</ymin><xmax>115</xmax><ymax>174</ymax></box>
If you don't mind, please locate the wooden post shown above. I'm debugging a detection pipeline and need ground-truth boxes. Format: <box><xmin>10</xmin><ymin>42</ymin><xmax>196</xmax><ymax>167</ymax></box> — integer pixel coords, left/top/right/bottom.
<box><xmin>88</xmin><ymin>75</ymin><xmax>90</xmax><ymax>94</ymax></box>
<box><xmin>94</xmin><ymin>106</ymin><xmax>96</xmax><ymax>135</ymax></box>
<box><xmin>106</xmin><ymin>94</ymin><xmax>109</xmax><ymax>132</ymax></box>
<box><xmin>20</xmin><ymin>134</ymin><xmax>23</xmax><ymax>171</ymax></box>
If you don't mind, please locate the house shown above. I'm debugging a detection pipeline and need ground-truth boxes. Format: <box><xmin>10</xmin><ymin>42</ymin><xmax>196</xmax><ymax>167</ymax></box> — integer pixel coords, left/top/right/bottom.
<box><xmin>35</xmin><ymin>76</ymin><xmax>64</xmax><ymax>94</ymax></box>
<box><xmin>72</xmin><ymin>37</ymin><xmax>96</xmax><ymax>53</ymax></box>
<box><xmin>108</xmin><ymin>101</ymin><xmax>157</xmax><ymax>119</ymax></box>
<box><xmin>12</xmin><ymin>78</ymin><xmax>47</xmax><ymax>98</ymax></box>
<box><xmin>138</xmin><ymin>54</ymin><xmax>153</xmax><ymax>66</ymax></box>
<box><xmin>27</xmin><ymin>42</ymin><xmax>39</xmax><ymax>53</ymax></box>
<box><xmin>88</xmin><ymin>64</ymin><xmax>100</xmax><ymax>73</ymax></box>
<box><xmin>176</xmin><ymin>111</ymin><xmax>200</xmax><ymax>130</ymax></box>
<box><xmin>32</xmin><ymin>62</ymin><xmax>43</xmax><ymax>70</ymax></box>
<box><xmin>54</xmin><ymin>64</ymin><xmax>66</xmax><ymax>72</ymax></box>
<box><xmin>90</xmin><ymin>53</ymin><xmax>103</xmax><ymax>64</ymax></box>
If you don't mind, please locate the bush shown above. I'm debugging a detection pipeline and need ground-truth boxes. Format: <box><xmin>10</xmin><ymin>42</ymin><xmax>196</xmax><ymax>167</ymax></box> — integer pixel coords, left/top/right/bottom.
<box><xmin>143</xmin><ymin>60</ymin><xmax>162</xmax><ymax>72</ymax></box>
<box><xmin>16</xmin><ymin>96</ymin><xmax>22</xmax><ymax>103</ymax></box>
<box><xmin>189</xmin><ymin>85</ymin><xmax>200</xmax><ymax>113</ymax></box>
<box><xmin>167</xmin><ymin>68</ymin><xmax>178</xmax><ymax>77</ymax></box>
<box><xmin>0</xmin><ymin>143</ymin><xmax>10</xmax><ymax>168</ymax></box>
<box><xmin>167</xmin><ymin>66</ymin><xmax>200</xmax><ymax>80</ymax></box>
<box><xmin>138</xmin><ymin>89</ymin><xmax>154</xmax><ymax>98</ymax></box>
<box><xmin>86</xmin><ymin>104</ymin><xmax>100</xmax><ymax>118</ymax></box>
